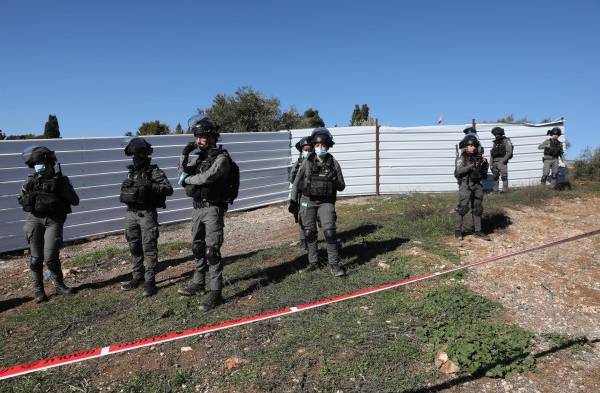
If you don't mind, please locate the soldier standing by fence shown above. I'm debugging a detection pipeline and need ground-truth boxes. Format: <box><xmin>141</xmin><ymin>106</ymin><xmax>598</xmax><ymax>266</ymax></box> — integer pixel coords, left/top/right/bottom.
<box><xmin>538</xmin><ymin>127</ymin><xmax>564</xmax><ymax>188</ymax></box>
<box><xmin>119</xmin><ymin>137</ymin><xmax>173</xmax><ymax>297</ymax></box>
<box><xmin>18</xmin><ymin>146</ymin><xmax>80</xmax><ymax>303</ymax></box>
<box><xmin>490</xmin><ymin>127</ymin><xmax>513</xmax><ymax>193</ymax></box>
<box><xmin>454</xmin><ymin>135</ymin><xmax>490</xmax><ymax>241</ymax></box>
<box><xmin>177</xmin><ymin>116</ymin><xmax>239</xmax><ymax>311</ymax></box>
<box><xmin>290</xmin><ymin>128</ymin><xmax>346</xmax><ymax>276</ymax></box>
<box><xmin>290</xmin><ymin>136</ymin><xmax>313</xmax><ymax>250</ymax></box>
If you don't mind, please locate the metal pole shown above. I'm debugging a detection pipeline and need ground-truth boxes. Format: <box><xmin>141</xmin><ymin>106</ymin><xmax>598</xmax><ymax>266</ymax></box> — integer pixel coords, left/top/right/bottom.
<box><xmin>375</xmin><ymin>118</ymin><xmax>380</xmax><ymax>196</ymax></box>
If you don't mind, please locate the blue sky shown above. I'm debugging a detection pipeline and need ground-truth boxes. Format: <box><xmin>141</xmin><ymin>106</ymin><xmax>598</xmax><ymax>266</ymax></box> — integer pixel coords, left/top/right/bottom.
<box><xmin>1</xmin><ymin>0</ymin><xmax>599</xmax><ymax>157</ymax></box>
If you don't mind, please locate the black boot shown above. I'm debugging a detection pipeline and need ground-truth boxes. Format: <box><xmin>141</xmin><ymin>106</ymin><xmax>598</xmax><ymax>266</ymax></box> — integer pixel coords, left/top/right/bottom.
<box><xmin>474</xmin><ymin>231</ymin><xmax>491</xmax><ymax>241</ymax></box>
<box><xmin>178</xmin><ymin>271</ymin><xmax>206</xmax><ymax>296</ymax></box>
<box><xmin>121</xmin><ymin>276</ymin><xmax>144</xmax><ymax>291</ymax></box>
<box><xmin>298</xmin><ymin>239</ymin><xmax>307</xmax><ymax>251</ymax></box>
<box><xmin>31</xmin><ymin>270</ymin><xmax>48</xmax><ymax>303</ymax></box>
<box><xmin>50</xmin><ymin>265</ymin><xmax>74</xmax><ymax>295</ymax></box>
<box><xmin>143</xmin><ymin>280</ymin><xmax>158</xmax><ymax>297</ymax></box>
<box><xmin>199</xmin><ymin>290</ymin><xmax>223</xmax><ymax>311</ymax></box>
<box><xmin>454</xmin><ymin>230</ymin><xmax>463</xmax><ymax>240</ymax></box>
<box><xmin>299</xmin><ymin>262</ymin><xmax>319</xmax><ymax>273</ymax></box>
<box><xmin>329</xmin><ymin>264</ymin><xmax>346</xmax><ymax>277</ymax></box>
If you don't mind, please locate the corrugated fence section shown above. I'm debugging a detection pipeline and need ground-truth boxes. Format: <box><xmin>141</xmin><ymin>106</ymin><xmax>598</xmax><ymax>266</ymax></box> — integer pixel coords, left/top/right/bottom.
<box><xmin>0</xmin><ymin>132</ymin><xmax>291</xmax><ymax>253</ymax></box>
<box><xmin>1</xmin><ymin>122</ymin><xmax>565</xmax><ymax>253</ymax></box>
<box><xmin>379</xmin><ymin>123</ymin><xmax>565</xmax><ymax>193</ymax></box>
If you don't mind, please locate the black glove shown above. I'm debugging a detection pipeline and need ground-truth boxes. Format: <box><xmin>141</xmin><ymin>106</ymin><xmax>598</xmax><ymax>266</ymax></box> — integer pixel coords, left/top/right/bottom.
<box><xmin>288</xmin><ymin>201</ymin><xmax>299</xmax><ymax>223</ymax></box>
<box><xmin>182</xmin><ymin>142</ymin><xmax>196</xmax><ymax>156</ymax></box>
<box><xmin>122</xmin><ymin>179</ymin><xmax>134</xmax><ymax>188</ymax></box>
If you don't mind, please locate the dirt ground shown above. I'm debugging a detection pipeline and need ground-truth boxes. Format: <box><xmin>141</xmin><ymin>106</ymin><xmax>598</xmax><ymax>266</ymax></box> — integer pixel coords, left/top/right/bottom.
<box><xmin>438</xmin><ymin>196</ymin><xmax>600</xmax><ymax>393</ymax></box>
<box><xmin>1</xmin><ymin>195</ymin><xmax>598</xmax><ymax>392</ymax></box>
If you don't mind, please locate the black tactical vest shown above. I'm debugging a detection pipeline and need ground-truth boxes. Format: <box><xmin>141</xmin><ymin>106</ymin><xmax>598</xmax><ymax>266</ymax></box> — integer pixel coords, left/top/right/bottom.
<box><xmin>544</xmin><ymin>139</ymin><xmax>563</xmax><ymax>157</ymax></box>
<box><xmin>20</xmin><ymin>174</ymin><xmax>69</xmax><ymax>217</ymax></box>
<box><xmin>120</xmin><ymin>164</ymin><xmax>166</xmax><ymax>209</ymax></box>
<box><xmin>302</xmin><ymin>155</ymin><xmax>336</xmax><ymax>199</ymax></box>
<box><xmin>491</xmin><ymin>138</ymin><xmax>507</xmax><ymax>158</ymax></box>
<box><xmin>186</xmin><ymin>148</ymin><xmax>230</xmax><ymax>204</ymax></box>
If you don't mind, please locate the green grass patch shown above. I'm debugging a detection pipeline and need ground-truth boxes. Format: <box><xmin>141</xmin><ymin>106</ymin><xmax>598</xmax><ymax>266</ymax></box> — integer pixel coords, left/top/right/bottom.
<box><xmin>68</xmin><ymin>246</ymin><xmax>129</xmax><ymax>267</ymax></box>
<box><xmin>417</xmin><ymin>285</ymin><xmax>535</xmax><ymax>377</ymax></box>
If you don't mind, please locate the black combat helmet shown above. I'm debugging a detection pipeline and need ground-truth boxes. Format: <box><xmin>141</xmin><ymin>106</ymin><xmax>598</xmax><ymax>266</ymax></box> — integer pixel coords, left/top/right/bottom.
<box><xmin>295</xmin><ymin>136</ymin><xmax>313</xmax><ymax>152</ymax></box>
<box><xmin>310</xmin><ymin>127</ymin><xmax>334</xmax><ymax>147</ymax></box>
<box><xmin>549</xmin><ymin>127</ymin><xmax>562</xmax><ymax>136</ymax></box>
<box><xmin>124</xmin><ymin>137</ymin><xmax>153</xmax><ymax>156</ymax></box>
<box><xmin>491</xmin><ymin>127</ymin><xmax>505</xmax><ymax>137</ymax></box>
<box><xmin>189</xmin><ymin>115</ymin><xmax>220</xmax><ymax>139</ymax></box>
<box><xmin>459</xmin><ymin>134</ymin><xmax>480</xmax><ymax>149</ymax></box>
<box><xmin>22</xmin><ymin>146</ymin><xmax>57</xmax><ymax>168</ymax></box>
<box><xmin>463</xmin><ymin>127</ymin><xmax>478</xmax><ymax>135</ymax></box>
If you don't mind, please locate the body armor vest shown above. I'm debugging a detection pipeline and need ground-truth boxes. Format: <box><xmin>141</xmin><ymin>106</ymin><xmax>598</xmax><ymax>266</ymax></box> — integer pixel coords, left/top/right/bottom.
<box><xmin>544</xmin><ymin>139</ymin><xmax>563</xmax><ymax>157</ymax></box>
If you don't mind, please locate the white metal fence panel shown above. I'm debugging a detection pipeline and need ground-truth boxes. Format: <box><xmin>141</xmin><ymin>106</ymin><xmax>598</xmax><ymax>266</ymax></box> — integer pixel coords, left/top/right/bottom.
<box><xmin>379</xmin><ymin>124</ymin><xmax>565</xmax><ymax>193</ymax></box>
<box><xmin>0</xmin><ymin>123</ymin><xmax>564</xmax><ymax>253</ymax></box>
<box><xmin>0</xmin><ymin>132</ymin><xmax>291</xmax><ymax>253</ymax></box>
<box><xmin>290</xmin><ymin>127</ymin><xmax>376</xmax><ymax>196</ymax></box>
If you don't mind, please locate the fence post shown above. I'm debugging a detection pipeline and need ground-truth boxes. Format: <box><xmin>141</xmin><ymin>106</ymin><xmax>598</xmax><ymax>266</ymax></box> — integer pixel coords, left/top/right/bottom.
<box><xmin>375</xmin><ymin>118</ymin><xmax>380</xmax><ymax>196</ymax></box>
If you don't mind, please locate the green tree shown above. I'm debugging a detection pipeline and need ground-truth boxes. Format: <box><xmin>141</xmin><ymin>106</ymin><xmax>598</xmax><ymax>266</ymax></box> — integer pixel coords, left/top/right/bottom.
<box><xmin>43</xmin><ymin>114</ymin><xmax>60</xmax><ymax>138</ymax></box>
<box><xmin>360</xmin><ymin>104</ymin><xmax>370</xmax><ymax>122</ymax></box>
<box><xmin>350</xmin><ymin>104</ymin><xmax>375</xmax><ymax>126</ymax></box>
<box><xmin>303</xmin><ymin>108</ymin><xmax>325</xmax><ymax>128</ymax></box>
<box><xmin>495</xmin><ymin>114</ymin><xmax>515</xmax><ymax>123</ymax></box>
<box><xmin>174</xmin><ymin>123</ymin><xmax>184</xmax><ymax>134</ymax></box>
<box><xmin>138</xmin><ymin>120</ymin><xmax>170</xmax><ymax>136</ymax></box>
<box><xmin>350</xmin><ymin>105</ymin><xmax>361</xmax><ymax>126</ymax></box>
<box><xmin>124</xmin><ymin>131</ymin><xmax>134</xmax><ymax>137</ymax></box>
<box><xmin>0</xmin><ymin>129</ymin><xmax>5</xmax><ymax>140</ymax></box>
<box><xmin>206</xmin><ymin>86</ymin><xmax>281</xmax><ymax>132</ymax></box>
<box><xmin>200</xmin><ymin>86</ymin><xmax>325</xmax><ymax>132</ymax></box>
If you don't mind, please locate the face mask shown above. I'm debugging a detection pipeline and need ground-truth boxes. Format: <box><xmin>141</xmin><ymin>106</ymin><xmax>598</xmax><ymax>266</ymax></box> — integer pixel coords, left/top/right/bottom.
<box><xmin>315</xmin><ymin>147</ymin><xmax>327</xmax><ymax>158</ymax></box>
<box><xmin>302</xmin><ymin>151</ymin><xmax>310</xmax><ymax>159</ymax></box>
<box><xmin>34</xmin><ymin>164</ymin><xmax>45</xmax><ymax>173</ymax></box>
<box><xmin>133</xmin><ymin>156</ymin><xmax>150</xmax><ymax>169</ymax></box>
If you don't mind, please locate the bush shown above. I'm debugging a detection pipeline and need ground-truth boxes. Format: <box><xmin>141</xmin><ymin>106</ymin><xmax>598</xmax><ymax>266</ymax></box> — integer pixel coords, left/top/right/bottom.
<box><xmin>416</xmin><ymin>285</ymin><xmax>535</xmax><ymax>377</ymax></box>
<box><xmin>572</xmin><ymin>147</ymin><xmax>600</xmax><ymax>181</ymax></box>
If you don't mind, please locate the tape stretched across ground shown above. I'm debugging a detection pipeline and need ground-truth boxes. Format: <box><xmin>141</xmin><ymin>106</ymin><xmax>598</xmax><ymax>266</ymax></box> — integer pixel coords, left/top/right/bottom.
<box><xmin>1</xmin><ymin>228</ymin><xmax>599</xmax><ymax>381</ymax></box>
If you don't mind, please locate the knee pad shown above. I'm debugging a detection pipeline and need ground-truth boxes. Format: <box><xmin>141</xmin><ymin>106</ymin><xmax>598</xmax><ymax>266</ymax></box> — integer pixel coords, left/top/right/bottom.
<box><xmin>205</xmin><ymin>246</ymin><xmax>221</xmax><ymax>265</ymax></box>
<box><xmin>456</xmin><ymin>206</ymin><xmax>470</xmax><ymax>216</ymax></box>
<box><xmin>304</xmin><ymin>229</ymin><xmax>317</xmax><ymax>242</ymax></box>
<box><xmin>46</xmin><ymin>259</ymin><xmax>61</xmax><ymax>273</ymax></box>
<box><xmin>323</xmin><ymin>229</ymin><xmax>337</xmax><ymax>244</ymax></box>
<box><xmin>472</xmin><ymin>206</ymin><xmax>483</xmax><ymax>216</ymax></box>
<box><xmin>29</xmin><ymin>256</ymin><xmax>43</xmax><ymax>271</ymax></box>
<box><xmin>192</xmin><ymin>240</ymin><xmax>206</xmax><ymax>259</ymax></box>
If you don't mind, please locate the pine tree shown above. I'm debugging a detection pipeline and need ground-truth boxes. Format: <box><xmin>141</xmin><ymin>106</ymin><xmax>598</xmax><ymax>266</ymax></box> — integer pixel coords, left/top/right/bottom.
<box><xmin>350</xmin><ymin>105</ymin><xmax>361</xmax><ymax>126</ymax></box>
<box><xmin>360</xmin><ymin>104</ymin><xmax>370</xmax><ymax>123</ymax></box>
<box><xmin>43</xmin><ymin>115</ymin><xmax>60</xmax><ymax>138</ymax></box>
<box><xmin>174</xmin><ymin>123</ymin><xmax>184</xmax><ymax>134</ymax></box>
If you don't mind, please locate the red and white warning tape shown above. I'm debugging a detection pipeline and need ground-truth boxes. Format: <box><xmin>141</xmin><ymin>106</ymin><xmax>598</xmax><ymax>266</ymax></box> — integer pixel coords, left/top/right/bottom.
<box><xmin>1</xmin><ymin>228</ymin><xmax>598</xmax><ymax>381</ymax></box>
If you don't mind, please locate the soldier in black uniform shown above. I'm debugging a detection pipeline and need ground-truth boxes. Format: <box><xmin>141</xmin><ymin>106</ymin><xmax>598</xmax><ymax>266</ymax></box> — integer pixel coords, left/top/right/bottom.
<box><xmin>119</xmin><ymin>137</ymin><xmax>173</xmax><ymax>297</ymax></box>
<box><xmin>454</xmin><ymin>135</ymin><xmax>490</xmax><ymax>241</ymax></box>
<box><xmin>538</xmin><ymin>127</ymin><xmax>564</xmax><ymax>188</ymax></box>
<box><xmin>290</xmin><ymin>136</ymin><xmax>313</xmax><ymax>249</ymax></box>
<box><xmin>18</xmin><ymin>146</ymin><xmax>80</xmax><ymax>303</ymax></box>
<box><xmin>290</xmin><ymin>128</ymin><xmax>346</xmax><ymax>276</ymax></box>
<box><xmin>489</xmin><ymin>127</ymin><xmax>513</xmax><ymax>192</ymax></box>
<box><xmin>177</xmin><ymin>117</ymin><xmax>234</xmax><ymax>311</ymax></box>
